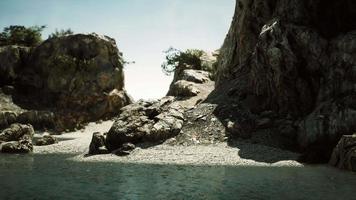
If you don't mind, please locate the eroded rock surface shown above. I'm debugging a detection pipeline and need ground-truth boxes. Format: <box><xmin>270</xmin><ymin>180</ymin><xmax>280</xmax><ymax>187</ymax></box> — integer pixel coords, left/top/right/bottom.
<box><xmin>210</xmin><ymin>0</ymin><xmax>356</xmax><ymax>162</ymax></box>
<box><xmin>0</xmin><ymin>34</ymin><xmax>132</xmax><ymax>131</ymax></box>
<box><xmin>105</xmin><ymin>97</ymin><xmax>184</xmax><ymax>151</ymax></box>
<box><xmin>329</xmin><ymin>134</ymin><xmax>356</xmax><ymax>171</ymax></box>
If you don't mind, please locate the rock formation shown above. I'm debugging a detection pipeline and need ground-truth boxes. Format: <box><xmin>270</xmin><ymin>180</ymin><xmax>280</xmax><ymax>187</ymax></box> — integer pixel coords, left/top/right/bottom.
<box><xmin>0</xmin><ymin>33</ymin><xmax>132</xmax><ymax>131</ymax></box>
<box><xmin>0</xmin><ymin>123</ymin><xmax>34</xmax><ymax>153</ymax></box>
<box><xmin>210</xmin><ymin>0</ymin><xmax>356</xmax><ymax>162</ymax></box>
<box><xmin>329</xmin><ymin>134</ymin><xmax>356</xmax><ymax>171</ymax></box>
<box><xmin>90</xmin><ymin>53</ymin><xmax>216</xmax><ymax>155</ymax></box>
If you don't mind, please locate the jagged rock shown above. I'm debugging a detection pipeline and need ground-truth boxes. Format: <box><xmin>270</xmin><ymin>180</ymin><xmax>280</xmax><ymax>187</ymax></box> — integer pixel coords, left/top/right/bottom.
<box><xmin>112</xmin><ymin>143</ymin><xmax>135</xmax><ymax>156</ymax></box>
<box><xmin>0</xmin><ymin>46</ymin><xmax>30</xmax><ymax>86</ymax></box>
<box><xmin>329</xmin><ymin>134</ymin><xmax>356</xmax><ymax>171</ymax></box>
<box><xmin>14</xmin><ymin>33</ymin><xmax>132</xmax><ymax>130</ymax></box>
<box><xmin>105</xmin><ymin>98</ymin><xmax>184</xmax><ymax>151</ymax></box>
<box><xmin>167</xmin><ymin>80</ymin><xmax>200</xmax><ymax>97</ymax></box>
<box><xmin>88</xmin><ymin>132</ymin><xmax>107</xmax><ymax>155</ymax></box>
<box><xmin>0</xmin><ymin>124</ymin><xmax>34</xmax><ymax>153</ymax></box>
<box><xmin>212</xmin><ymin>0</ymin><xmax>356</xmax><ymax>162</ymax></box>
<box><xmin>35</xmin><ymin>134</ymin><xmax>57</xmax><ymax>146</ymax></box>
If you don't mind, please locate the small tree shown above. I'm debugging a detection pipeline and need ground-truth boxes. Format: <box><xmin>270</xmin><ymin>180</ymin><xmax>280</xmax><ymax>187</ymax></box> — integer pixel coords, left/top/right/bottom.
<box><xmin>0</xmin><ymin>25</ymin><xmax>46</xmax><ymax>47</ymax></box>
<box><xmin>161</xmin><ymin>47</ymin><xmax>204</xmax><ymax>75</ymax></box>
<box><xmin>48</xmin><ymin>28</ymin><xmax>74</xmax><ymax>39</ymax></box>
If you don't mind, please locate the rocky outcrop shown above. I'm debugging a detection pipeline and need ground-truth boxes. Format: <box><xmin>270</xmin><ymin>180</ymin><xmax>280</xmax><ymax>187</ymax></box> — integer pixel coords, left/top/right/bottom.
<box><xmin>0</xmin><ymin>123</ymin><xmax>34</xmax><ymax>153</ymax></box>
<box><xmin>329</xmin><ymin>134</ymin><xmax>356</xmax><ymax>171</ymax></box>
<box><xmin>105</xmin><ymin>97</ymin><xmax>184</xmax><ymax>151</ymax></box>
<box><xmin>211</xmin><ymin>0</ymin><xmax>356</xmax><ymax>162</ymax></box>
<box><xmin>0</xmin><ymin>33</ymin><xmax>132</xmax><ymax>131</ymax></box>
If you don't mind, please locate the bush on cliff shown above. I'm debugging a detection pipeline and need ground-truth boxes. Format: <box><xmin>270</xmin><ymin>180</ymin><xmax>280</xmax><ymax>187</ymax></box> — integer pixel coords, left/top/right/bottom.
<box><xmin>48</xmin><ymin>28</ymin><xmax>74</xmax><ymax>39</ymax></box>
<box><xmin>0</xmin><ymin>25</ymin><xmax>46</xmax><ymax>47</ymax></box>
<box><xmin>161</xmin><ymin>47</ymin><xmax>205</xmax><ymax>75</ymax></box>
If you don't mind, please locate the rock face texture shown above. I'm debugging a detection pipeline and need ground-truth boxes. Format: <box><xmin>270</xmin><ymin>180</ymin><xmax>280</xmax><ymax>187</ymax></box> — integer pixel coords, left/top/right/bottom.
<box><xmin>0</xmin><ymin>46</ymin><xmax>30</xmax><ymax>86</ymax></box>
<box><xmin>105</xmin><ymin>97</ymin><xmax>185</xmax><ymax>152</ymax></box>
<box><xmin>0</xmin><ymin>34</ymin><xmax>132</xmax><ymax>131</ymax></box>
<box><xmin>212</xmin><ymin>0</ymin><xmax>356</xmax><ymax>162</ymax></box>
<box><xmin>329</xmin><ymin>134</ymin><xmax>356</xmax><ymax>171</ymax></box>
<box><xmin>0</xmin><ymin>123</ymin><xmax>34</xmax><ymax>153</ymax></box>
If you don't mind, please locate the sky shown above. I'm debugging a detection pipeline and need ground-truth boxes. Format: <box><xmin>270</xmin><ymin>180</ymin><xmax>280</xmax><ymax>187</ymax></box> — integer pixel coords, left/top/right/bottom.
<box><xmin>0</xmin><ymin>0</ymin><xmax>235</xmax><ymax>100</ymax></box>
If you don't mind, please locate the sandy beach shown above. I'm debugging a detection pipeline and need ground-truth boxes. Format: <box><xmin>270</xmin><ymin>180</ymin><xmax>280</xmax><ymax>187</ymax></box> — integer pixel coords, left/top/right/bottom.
<box><xmin>33</xmin><ymin>120</ymin><xmax>303</xmax><ymax>167</ymax></box>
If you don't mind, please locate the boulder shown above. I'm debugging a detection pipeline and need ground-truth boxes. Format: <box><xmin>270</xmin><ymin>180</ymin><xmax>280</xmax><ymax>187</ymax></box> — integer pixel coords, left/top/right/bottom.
<box><xmin>35</xmin><ymin>135</ymin><xmax>57</xmax><ymax>146</ymax></box>
<box><xmin>181</xmin><ymin>69</ymin><xmax>210</xmax><ymax>84</ymax></box>
<box><xmin>0</xmin><ymin>123</ymin><xmax>34</xmax><ymax>153</ymax></box>
<box><xmin>15</xmin><ymin>33</ymin><xmax>132</xmax><ymax>130</ymax></box>
<box><xmin>329</xmin><ymin>134</ymin><xmax>356</xmax><ymax>171</ymax></box>
<box><xmin>88</xmin><ymin>132</ymin><xmax>107</xmax><ymax>155</ymax></box>
<box><xmin>105</xmin><ymin>98</ymin><xmax>184</xmax><ymax>151</ymax></box>
<box><xmin>112</xmin><ymin>143</ymin><xmax>135</xmax><ymax>156</ymax></box>
<box><xmin>167</xmin><ymin>80</ymin><xmax>200</xmax><ymax>97</ymax></box>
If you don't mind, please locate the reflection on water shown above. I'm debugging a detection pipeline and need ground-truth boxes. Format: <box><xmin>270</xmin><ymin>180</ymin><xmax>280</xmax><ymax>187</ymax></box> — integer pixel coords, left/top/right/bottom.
<box><xmin>0</xmin><ymin>154</ymin><xmax>355</xmax><ymax>200</ymax></box>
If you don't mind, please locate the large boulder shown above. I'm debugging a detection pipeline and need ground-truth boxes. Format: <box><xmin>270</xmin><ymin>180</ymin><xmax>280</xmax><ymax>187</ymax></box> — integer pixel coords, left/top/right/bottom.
<box><xmin>212</xmin><ymin>0</ymin><xmax>356</xmax><ymax>162</ymax></box>
<box><xmin>329</xmin><ymin>134</ymin><xmax>356</xmax><ymax>171</ymax></box>
<box><xmin>0</xmin><ymin>123</ymin><xmax>34</xmax><ymax>153</ymax></box>
<box><xmin>105</xmin><ymin>97</ymin><xmax>184</xmax><ymax>151</ymax></box>
<box><xmin>15</xmin><ymin>34</ymin><xmax>132</xmax><ymax>130</ymax></box>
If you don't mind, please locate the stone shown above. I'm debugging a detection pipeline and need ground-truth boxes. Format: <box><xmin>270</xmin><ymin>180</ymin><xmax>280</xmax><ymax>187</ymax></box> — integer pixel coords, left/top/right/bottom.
<box><xmin>167</xmin><ymin>80</ymin><xmax>200</xmax><ymax>97</ymax></box>
<box><xmin>88</xmin><ymin>132</ymin><xmax>108</xmax><ymax>155</ymax></box>
<box><xmin>105</xmin><ymin>99</ymin><xmax>185</xmax><ymax>151</ymax></box>
<box><xmin>329</xmin><ymin>134</ymin><xmax>356</xmax><ymax>171</ymax></box>
<box><xmin>0</xmin><ymin>124</ymin><xmax>34</xmax><ymax>153</ymax></box>
<box><xmin>181</xmin><ymin>69</ymin><xmax>210</xmax><ymax>84</ymax></box>
<box><xmin>35</xmin><ymin>135</ymin><xmax>57</xmax><ymax>146</ymax></box>
<box><xmin>112</xmin><ymin>143</ymin><xmax>136</xmax><ymax>156</ymax></box>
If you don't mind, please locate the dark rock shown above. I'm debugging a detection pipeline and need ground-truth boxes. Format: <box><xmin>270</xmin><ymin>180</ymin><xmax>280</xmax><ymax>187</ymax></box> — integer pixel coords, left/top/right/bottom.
<box><xmin>112</xmin><ymin>143</ymin><xmax>136</xmax><ymax>156</ymax></box>
<box><xmin>0</xmin><ymin>46</ymin><xmax>30</xmax><ymax>86</ymax></box>
<box><xmin>88</xmin><ymin>132</ymin><xmax>107</xmax><ymax>155</ymax></box>
<box><xmin>211</xmin><ymin>0</ymin><xmax>356</xmax><ymax>161</ymax></box>
<box><xmin>17</xmin><ymin>111</ymin><xmax>56</xmax><ymax>129</ymax></box>
<box><xmin>105</xmin><ymin>98</ymin><xmax>184</xmax><ymax>151</ymax></box>
<box><xmin>2</xmin><ymin>85</ymin><xmax>15</xmax><ymax>95</ymax></box>
<box><xmin>329</xmin><ymin>134</ymin><xmax>356</xmax><ymax>171</ymax></box>
<box><xmin>35</xmin><ymin>135</ymin><xmax>57</xmax><ymax>146</ymax></box>
<box><xmin>0</xmin><ymin>124</ymin><xmax>34</xmax><ymax>153</ymax></box>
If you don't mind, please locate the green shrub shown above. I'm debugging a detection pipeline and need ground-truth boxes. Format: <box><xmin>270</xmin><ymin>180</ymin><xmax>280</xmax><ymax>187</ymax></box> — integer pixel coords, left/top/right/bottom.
<box><xmin>48</xmin><ymin>28</ymin><xmax>74</xmax><ymax>39</ymax></box>
<box><xmin>161</xmin><ymin>47</ymin><xmax>205</xmax><ymax>75</ymax></box>
<box><xmin>0</xmin><ymin>25</ymin><xmax>46</xmax><ymax>47</ymax></box>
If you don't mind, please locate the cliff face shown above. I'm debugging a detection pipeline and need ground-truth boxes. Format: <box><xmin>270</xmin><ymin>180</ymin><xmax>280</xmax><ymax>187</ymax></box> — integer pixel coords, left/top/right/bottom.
<box><xmin>213</xmin><ymin>0</ymin><xmax>356</xmax><ymax>162</ymax></box>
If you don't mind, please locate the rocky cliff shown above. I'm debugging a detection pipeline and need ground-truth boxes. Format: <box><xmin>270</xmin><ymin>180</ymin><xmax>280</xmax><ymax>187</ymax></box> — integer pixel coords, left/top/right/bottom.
<box><xmin>210</xmin><ymin>0</ymin><xmax>356</xmax><ymax>162</ymax></box>
<box><xmin>0</xmin><ymin>34</ymin><xmax>132</xmax><ymax>131</ymax></box>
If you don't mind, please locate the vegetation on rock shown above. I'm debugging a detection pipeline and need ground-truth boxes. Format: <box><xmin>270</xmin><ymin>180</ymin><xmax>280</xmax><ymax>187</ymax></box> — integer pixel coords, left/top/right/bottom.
<box><xmin>0</xmin><ymin>25</ymin><xmax>46</xmax><ymax>47</ymax></box>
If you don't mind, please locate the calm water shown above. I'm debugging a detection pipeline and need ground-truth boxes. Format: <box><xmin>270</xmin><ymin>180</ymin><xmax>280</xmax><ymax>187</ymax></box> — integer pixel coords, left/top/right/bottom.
<box><xmin>0</xmin><ymin>154</ymin><xmax>355</xmax><ymax>200</ymax></box>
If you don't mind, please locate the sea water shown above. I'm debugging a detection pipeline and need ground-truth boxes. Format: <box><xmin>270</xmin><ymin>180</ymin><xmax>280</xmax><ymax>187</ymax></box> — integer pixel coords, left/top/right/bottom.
<box><xmin>0</xmin><ymin>154</ymin><xmax>355</xmax><ymax>200</ymax></box>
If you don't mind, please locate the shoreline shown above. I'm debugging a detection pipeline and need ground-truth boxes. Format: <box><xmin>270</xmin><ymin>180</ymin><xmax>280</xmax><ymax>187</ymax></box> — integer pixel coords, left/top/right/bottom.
<box><xmin>33</xmin><ymin>120</ymin><xmax>304</xmax><ymax>167</ymax></box>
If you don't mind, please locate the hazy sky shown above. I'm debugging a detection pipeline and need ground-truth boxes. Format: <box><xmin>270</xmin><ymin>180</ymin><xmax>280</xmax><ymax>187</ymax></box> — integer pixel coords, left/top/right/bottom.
<box><xmin>0</xmin><ymin>0</ymin><xmax>235</xmax><ymax>100</ymax></box>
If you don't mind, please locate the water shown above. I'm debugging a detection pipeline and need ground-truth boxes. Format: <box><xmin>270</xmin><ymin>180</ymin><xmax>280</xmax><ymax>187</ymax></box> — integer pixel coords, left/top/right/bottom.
<box><xmin>0</xmin><ymin>154</ymin><xmax>355</xmax><ymax>200</ymax></box>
